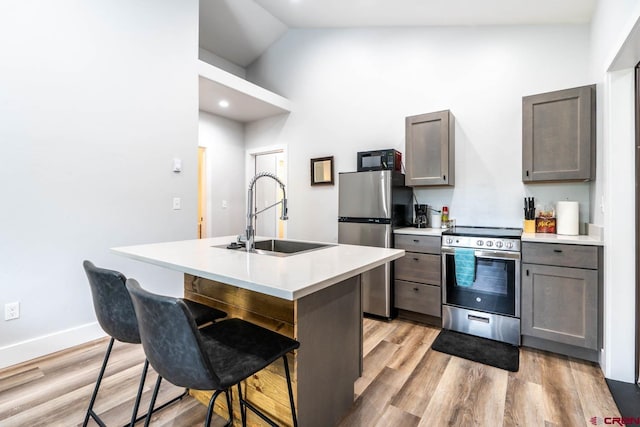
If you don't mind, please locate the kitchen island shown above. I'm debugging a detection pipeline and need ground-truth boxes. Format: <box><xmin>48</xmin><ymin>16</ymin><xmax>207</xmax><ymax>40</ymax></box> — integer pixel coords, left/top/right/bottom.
<box><xmin>112</xmin><ymin>236</ymin><xmax>404</xmax><ymax>427</ymax></box>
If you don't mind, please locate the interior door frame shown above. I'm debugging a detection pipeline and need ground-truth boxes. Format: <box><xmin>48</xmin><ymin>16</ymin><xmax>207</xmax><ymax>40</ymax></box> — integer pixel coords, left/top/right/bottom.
<box><xmin>197</xmin><ymin>146</ymin><xmax>207</xmax><ymax>239</ymax></box>
<box><xmin>635</xmin><ymin>62</ymin><xmax>640</xmax><ymax>384</ymax></box>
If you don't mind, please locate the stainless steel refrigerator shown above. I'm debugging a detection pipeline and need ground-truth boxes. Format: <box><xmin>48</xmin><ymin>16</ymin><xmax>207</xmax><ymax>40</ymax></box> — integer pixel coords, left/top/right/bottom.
<box><xmin>338</xmin><ymin>170</ymin><xmax>412</xmax><ymax>318</ymax></box>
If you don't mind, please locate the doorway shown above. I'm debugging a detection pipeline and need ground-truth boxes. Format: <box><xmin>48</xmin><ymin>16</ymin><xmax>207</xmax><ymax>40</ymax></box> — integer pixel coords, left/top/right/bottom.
<box><xmin>252</xmin><ymin>150</ymin><xmax>287</xmax><ymax>239</ymax></box>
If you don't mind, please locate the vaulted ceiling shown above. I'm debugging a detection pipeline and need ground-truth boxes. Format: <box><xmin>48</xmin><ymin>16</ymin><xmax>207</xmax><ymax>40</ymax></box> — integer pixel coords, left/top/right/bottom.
<box><xmin>199</xmin><ymin>0</ymin><xmax>597</xmax><ymax>68</ymax></box>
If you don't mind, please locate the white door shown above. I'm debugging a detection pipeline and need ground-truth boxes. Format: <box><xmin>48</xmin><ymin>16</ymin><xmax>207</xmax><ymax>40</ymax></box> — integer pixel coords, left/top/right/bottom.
<box><xmin>254</xmin><ymin>153</ymin><xmax>277</xmax><ymax>237</ymax></box>
<box><xmin>253</xmin><ymin>151</ymin><xmax>286</xmax><ymax>238</ymax></box>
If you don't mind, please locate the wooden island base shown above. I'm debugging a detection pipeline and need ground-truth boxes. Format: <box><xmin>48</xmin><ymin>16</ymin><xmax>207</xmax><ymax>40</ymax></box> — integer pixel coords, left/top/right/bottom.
<box><xmin>184</xmin><ymin>273</ymin><xmax>362</xmax><ymax>427</ymax></box>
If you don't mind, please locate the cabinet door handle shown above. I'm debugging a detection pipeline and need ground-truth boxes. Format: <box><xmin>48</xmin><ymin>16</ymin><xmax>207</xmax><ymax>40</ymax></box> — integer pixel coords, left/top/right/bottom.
<box><xmin>526</xmin><ymin>170</ymin><xmax>530</xmax><ymax>177</ymax></box>
<box><xmin>413</xmin><ymin>287</ymin><xmax>419</xmax><ymax>292</ymax></box>
<box><xmin>413</xmin><ymin>257</ymin><xmax>419</xmax><ymax>261</ymax></box>
<box><xmin>553</xmin><ymin>249</ymin><xmax>563</xmax><ymax>253</ymax></box>
<box><xmin>413</xmin><ymin>239</ymin><xmax>420</xmax><ymax>243</ymax></box>
<box><xmin>526</xmin><ymin>269</ymin><xmax>529</xmax><ymax>276</ymax></box>
<box><xmin>443</xmin><ymin>174</ymin><xmax>446</xmax><ymax>180</ymax></box>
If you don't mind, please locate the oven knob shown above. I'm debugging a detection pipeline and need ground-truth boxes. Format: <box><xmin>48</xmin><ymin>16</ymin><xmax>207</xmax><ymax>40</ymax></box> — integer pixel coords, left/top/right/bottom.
<box><xmin>486</xmin><ymin>241</ymin><xmax>493</xmax><ymax>247</ymax></box>
<box><xmin>476</xmin><ymin>297</ymin><xmax>482</xmax><ymax>302</ymax></box>
<box><xmin>445</xmin><ymin>238</ymin><xmax>453</xmax><ymax>244</ymax></box>
<box><xmin>495</xmin><ymin>241</ymin><xmax>503</xmax><ymax>248</ymax></box>
<box><xmin>476</xmin><ymin>240</ymin><xmax>484</xmax><ymax>246</ymax></box>
<box><xmin>506</xmin><ymin>241</ymin><xmax>513</xmax><ymax>249</ymax></box>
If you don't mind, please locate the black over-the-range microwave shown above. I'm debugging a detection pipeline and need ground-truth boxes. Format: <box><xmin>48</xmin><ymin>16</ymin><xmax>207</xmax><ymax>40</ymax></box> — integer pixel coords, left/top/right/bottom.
<box><xmin>357</xmin><ymin>149</ymin><xmax>402</xmax><ymax>172</ymax></box>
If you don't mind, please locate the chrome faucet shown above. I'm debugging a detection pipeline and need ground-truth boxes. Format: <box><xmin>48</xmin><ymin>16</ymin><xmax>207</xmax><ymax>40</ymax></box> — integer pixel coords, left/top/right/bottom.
<box><xmin>244</xmin><ymin>172</ymin><xmax>288</xmax><ymax>252</ymax></box>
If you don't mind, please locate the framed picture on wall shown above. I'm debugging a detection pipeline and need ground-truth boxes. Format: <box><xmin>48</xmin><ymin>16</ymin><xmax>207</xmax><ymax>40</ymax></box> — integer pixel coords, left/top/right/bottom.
<box><xmin>310</xmin><ymin>156</ymin><xmax>334</xmax><ymax>186</ymax></box>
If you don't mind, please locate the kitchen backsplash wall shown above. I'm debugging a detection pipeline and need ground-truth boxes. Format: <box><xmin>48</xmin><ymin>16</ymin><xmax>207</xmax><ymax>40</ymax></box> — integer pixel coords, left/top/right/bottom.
<box><xmin>246</xmin><ymin>25</ymin><xmax>592</xmax><ymax>243</ymax></box>
<box><xmin>414</xmin><ymin>182</ymin><xmax>591</xmax><ymax>232</ymax></box>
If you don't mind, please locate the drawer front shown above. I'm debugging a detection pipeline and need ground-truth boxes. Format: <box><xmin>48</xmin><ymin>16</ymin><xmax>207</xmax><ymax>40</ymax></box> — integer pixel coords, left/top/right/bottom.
<box><xmin>395</xmin><ymin>234</ymin><xmax>441</xmax><ymax>254</ymax></box>
<box><xmin>395</xmin><ymin>253</ymin><xmax>441</xmax><ymax>285</ymax></box>
<box><xmin>522</xmin><ymin>242</ymin><xmax>598</xmax><ymax>269</ymax></box>
<box><xmin>395</xmin><ymin>280</ymin><xmax>441</xmax><ymax>317</ymax></box>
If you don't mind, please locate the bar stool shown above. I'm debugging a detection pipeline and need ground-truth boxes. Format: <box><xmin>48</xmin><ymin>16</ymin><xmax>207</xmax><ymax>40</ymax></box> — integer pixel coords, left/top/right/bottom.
<box><xmin>82</xmin><ymin>260</ymin><xmax>227</xmax><ymax>427</ymax></box>
<box><xmin>125</xmin><ymin>278</ymin><xmax>300</xmax><ymax>427</ymax></box>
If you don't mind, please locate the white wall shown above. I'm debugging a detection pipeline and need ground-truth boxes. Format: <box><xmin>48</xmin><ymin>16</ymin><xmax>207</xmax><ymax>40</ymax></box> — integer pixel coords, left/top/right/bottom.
<box><xmin>198</xmin><ymin>111</ymin><xmax>246</xmax><ymax>237</ymax></box>
<box><xmin>0</xmin><ymin>0</ymin><xmax>199</xmax><ymax>368</ymax></box>
<box><xmin>246</xmin><ymin>26</ymin><xmax>592</xmax><ymax>243</ymax></box>
<box><xmin>589</xmin><ymin>0</ymin><xmax>640</xmax><ymax>383</ymax></box>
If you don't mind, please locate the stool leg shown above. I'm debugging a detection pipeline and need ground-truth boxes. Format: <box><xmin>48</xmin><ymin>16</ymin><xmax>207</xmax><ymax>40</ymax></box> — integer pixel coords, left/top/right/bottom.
<box><xmin>143</xmin><ymin>375</ymin><xmax>162</xmax><ymax>427</ymax></box>
<box><xmin>205</xmin><ymin>389</ymin><xmax>227</xmax><ymax>427</ymax></box>
<box><xmin>237</xmin><ymin>383</ymin><xmax>247</xmax><ymax>427</ymax></box>
<box><xmin>83</xmin><ymin>337</ymin><xmax>114</xmax><ymax>427</ymax></box>
<box><xmin>130</xmin><ymin>376</ymin><xmax>190</xmax><ymax>425</ymax></box>
<box><xmin>129</xmin><ymin>359</ymin><xmax>149</xmax><ymax>427</ymax></box>
<box><xmin>283</xmin><ymin>355</ymin><xmax>298</xmax><ymax>427</ymax></box>
<box><xmin>224</xmin><ymin>388</ymin><xmax>234</xmax><ymax>427</ymax></box>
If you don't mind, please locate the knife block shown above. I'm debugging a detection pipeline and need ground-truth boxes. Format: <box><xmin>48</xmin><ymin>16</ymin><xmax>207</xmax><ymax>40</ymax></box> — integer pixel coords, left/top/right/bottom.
<box><xmin>523</xmin><ymin>219</ymin><xmax>536</xmax><ymax>233</ymax></box>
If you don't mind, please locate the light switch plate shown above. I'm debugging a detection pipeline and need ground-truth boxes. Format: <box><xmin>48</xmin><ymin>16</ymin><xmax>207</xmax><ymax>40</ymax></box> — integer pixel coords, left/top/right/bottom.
<box><xmin>173</xmin><ymin>197</ymin><xmax>181</xmax><ymax>210</ymax></box>
<box><xmin>173</xmin><ymin>158</ymin><xmax>182</xmax><ymax>173</ymax></box>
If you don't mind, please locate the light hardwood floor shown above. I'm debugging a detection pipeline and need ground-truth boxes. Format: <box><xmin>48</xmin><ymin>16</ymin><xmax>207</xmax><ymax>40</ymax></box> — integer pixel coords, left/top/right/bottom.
<box><xmin>0</xmin><ymin>318</ymin><xmax>621</xmax><ymax>426</ymax></box>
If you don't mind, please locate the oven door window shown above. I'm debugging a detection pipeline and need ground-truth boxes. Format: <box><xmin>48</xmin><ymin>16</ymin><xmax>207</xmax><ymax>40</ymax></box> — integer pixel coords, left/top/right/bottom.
<box><xmin>443</xmin><ymin>253</ymin><xmax>517</xmax><ymax>316</ymax></box>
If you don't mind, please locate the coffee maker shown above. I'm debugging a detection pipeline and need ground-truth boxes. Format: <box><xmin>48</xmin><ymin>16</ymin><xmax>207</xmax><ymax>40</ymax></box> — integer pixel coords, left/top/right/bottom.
<box><xmin>414</xmin><ymin>204</ymin><xmax>429</xmax><ymax>228</ymax></box>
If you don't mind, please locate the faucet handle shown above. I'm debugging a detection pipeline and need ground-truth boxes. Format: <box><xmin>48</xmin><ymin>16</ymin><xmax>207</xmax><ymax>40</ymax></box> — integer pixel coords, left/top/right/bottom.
<box><xmin>237</xmin><ymin>234</ymin><xmax>246</xmax><ymax>243</ymax></box>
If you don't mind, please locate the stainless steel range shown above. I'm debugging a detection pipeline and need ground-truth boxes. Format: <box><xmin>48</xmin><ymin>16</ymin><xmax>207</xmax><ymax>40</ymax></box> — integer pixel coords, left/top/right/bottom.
<box><xmin>441</xmin><ymin>226</ymin><xmax>522</xmax><ymax>345</ymax></box>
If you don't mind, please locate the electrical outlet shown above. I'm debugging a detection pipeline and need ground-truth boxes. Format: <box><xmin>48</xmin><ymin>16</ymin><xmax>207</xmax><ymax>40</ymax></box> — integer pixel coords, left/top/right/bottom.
<box><xmin>5</xmin><ymin>302</ymin><xmax>19</xmax><ymax>320</ymax></box>
<box><xmin>172</xmin><ymin>197</ymin><xmax>181</xmax><ymax>210</ymax></box>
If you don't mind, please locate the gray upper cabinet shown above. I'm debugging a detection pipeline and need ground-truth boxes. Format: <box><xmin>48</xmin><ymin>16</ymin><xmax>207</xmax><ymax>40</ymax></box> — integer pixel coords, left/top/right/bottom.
<box><xmin>522</xmin><ymin>85</ymin><xmax>595</xmax><ymax>182</ymax></box>
<box><xmin>405</xmin><ymin>110</ymin><xmax>455</xmax><ymax>187</ymax></box>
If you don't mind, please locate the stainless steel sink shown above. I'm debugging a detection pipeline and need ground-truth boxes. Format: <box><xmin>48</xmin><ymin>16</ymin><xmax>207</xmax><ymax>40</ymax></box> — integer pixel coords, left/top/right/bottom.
<box><xmin>215</xmin><ymin>239</ymin><xmax>333</xmax><ymax>257</ymax></box>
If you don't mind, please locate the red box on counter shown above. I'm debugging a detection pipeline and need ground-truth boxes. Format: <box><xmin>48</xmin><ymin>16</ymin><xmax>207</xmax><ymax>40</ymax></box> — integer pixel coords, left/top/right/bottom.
<box><xmin>535</xmin><ymin>217</ymin><xmax>556</xmax><ymax>233</ymax></box>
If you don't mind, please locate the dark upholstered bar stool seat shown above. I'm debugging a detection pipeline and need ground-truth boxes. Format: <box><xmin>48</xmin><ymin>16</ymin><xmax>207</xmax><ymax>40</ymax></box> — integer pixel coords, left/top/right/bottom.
<box><xmin>82</xmin><ymin>260</ymin><xmax>226</xmax><ymax>427</ymax></box>
<box><xmin>125</xmin><ymin>278</ymin><xmax>300</xmax><ymax>427</ymax></box>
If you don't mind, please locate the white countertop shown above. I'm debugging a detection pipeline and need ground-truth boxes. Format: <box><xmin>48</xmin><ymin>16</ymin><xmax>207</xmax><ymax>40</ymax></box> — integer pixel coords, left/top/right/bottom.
<box><xmin>111</xmin><ymin>236</ymin><xmax>404</xmax><ymax>301</ymax></box>
<box><xmin>521</xmin><ymin>232</ymin><xmax>604</xmax><ymax>246</ymax></box>
<box><xmin>394</xmin><ymin>227</ymin><xmax>443</xmax><ymax>236</ymax></box>
<box><xmin>396</xmin><ymin>226</ymin><xmax>604</xmax><ymax>246</ymax></box>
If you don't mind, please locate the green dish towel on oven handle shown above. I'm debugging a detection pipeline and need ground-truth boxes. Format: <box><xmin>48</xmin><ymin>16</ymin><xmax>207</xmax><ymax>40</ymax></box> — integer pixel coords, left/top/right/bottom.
<box><xmin>454</xmin><ymin>247</ymin><xmax>476</xmax><ymax>287</ymax></box>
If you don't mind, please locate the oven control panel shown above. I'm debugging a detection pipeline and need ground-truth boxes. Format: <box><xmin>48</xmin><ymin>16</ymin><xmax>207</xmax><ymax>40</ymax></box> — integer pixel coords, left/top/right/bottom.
<box><xmin>442</xmin><ymin>236</ymin><xmax>520</xmax><ymax>252</ymax></box>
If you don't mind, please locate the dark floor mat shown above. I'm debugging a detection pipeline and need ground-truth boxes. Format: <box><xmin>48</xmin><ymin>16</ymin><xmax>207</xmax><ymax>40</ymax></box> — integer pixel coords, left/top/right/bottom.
<box><xmin>606</xmin><ymin>379</ymin><xmax>640</xmax><ymax>418</ymax></box>
<box><xmin>431</xmin><ymin>329</ymin><xmax>519</xmax><ymax>372</ymax></box>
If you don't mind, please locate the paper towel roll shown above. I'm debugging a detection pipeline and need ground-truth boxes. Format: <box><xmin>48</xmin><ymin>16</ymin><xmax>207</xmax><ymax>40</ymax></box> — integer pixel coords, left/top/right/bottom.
<box><xmin>556</xmin><ymin>201</ymin><xmax>579</xmax><ymax>235</ymax></box>
<box><xmin>430</xmin><ymin>213</ymin><xmax>441</xmax><ymax>229</ymax></box>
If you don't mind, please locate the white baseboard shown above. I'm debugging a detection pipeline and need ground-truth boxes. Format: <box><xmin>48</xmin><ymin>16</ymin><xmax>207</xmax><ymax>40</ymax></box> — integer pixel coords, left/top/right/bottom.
<box><xmin>0</xmin><ymin>322</ymin><xmax>106</xmax><ymax>370</ymax></box>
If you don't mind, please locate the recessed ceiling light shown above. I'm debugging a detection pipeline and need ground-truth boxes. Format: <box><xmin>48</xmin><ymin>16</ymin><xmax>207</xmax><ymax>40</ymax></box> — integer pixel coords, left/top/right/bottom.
<box><xmin>218</xmin><ymin>100</ymin><xmax>229</xmax><ymax>108</ymax></box>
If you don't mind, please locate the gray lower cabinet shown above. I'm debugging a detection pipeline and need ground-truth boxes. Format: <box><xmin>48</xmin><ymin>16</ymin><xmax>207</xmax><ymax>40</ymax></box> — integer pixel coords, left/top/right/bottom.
<box><xmin>522</xmin><ymin>85</ymin><xmax>595</xmax><ymax>182</ymax></box>
<box><xmin>395</xmin><ymin>280</ymin><xmax>440</xmax><ymax>317</ymax></box>
<box><xmin>394</xmin><ymin>234</ymin><xmax>441</xmax><ymax>325</ymax></box>
<box><xmin>405</xmin><ymin>110</ymin><xmax>455</xmax><ymax>187</ymax></box>
<box><xmin>521</xmin><ymin>242</ymin><xmax>602</xmax><ymax>362</ymax></box>
<box><xmin>395</xmin><ymin>252</ymin><xmax>440</xmax><ymax>284</ymax></box>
